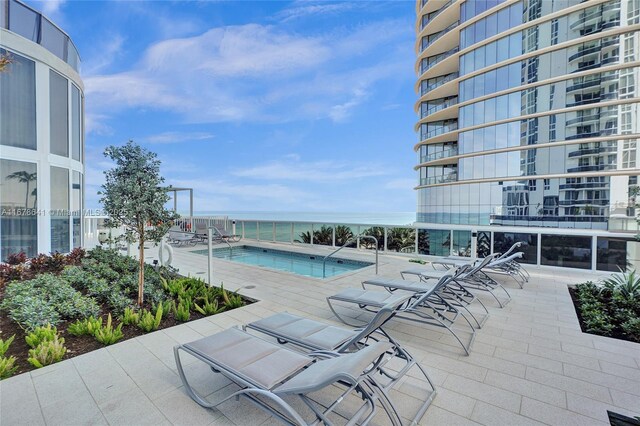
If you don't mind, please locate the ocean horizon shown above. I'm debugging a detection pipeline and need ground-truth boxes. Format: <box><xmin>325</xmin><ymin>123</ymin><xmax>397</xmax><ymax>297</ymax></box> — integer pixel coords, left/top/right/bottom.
<box><xmin>191</xmin><ymin>211</ymin><xmax>416</xmax><ymax>226</ymax></box>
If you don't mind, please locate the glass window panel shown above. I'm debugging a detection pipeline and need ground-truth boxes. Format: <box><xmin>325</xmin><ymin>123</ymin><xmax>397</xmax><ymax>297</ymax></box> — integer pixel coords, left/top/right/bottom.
<box><xmin>71</xmin><ymin>85</ymin><xmax>81</xmax><ymax>161</ymax></box>
<box><xmin>486</xmin><ymin>12</ymin><xmax>498</xmax><ymax>39</ymax></box>
<box><xmin>497</xmin><ymin>8</ymin><xmax>510</xmax><ymax>33</ymax></box>
<box><xmin>485</xmin><ymin>97</ymin><xmax>496</xmax><ymax>122</ymax></box>
<box><xmin>485</xmin><ymin>69</ymin><xmax>497</xmax><ymax>94</ymax></box>
<box><xmin>475</xmin><ymin>19</ymin><xmax>486</xmax><ymax>44</ymax></box>
<box><xmin>50</xmin><ymin>166</ymin><xmax>70</xmax><ymax>253</ymax></box>
<box><xmin>8</xmin><ymin>0</ymin><xmax>39</xmax><ymax>42</ymax></box>
<box><xmin>473</xmin><ymin>156</ymin><xmax>484</xmax><ymax>179</ymax></box>
<box><xmin>509</xmin><ymin>92</ymin><xmax>521</xmax><ymax>117</ymax></box>
<box><xmin>387</xmin><ymin>227</ymin><xmax>416</xmax><ymax>253</ymax></box>
<box><xmin>275</xmin><ymin>223</ymin><xmax>292</xmax><ymax>243</ymax></box>
<box><xmin>509</xmin><ymin>33</ymin><xmax>522</xmax><ymax>57</ymax></box>
<box><xmin>485</xmin><ymin>125</ymin><xmax>496</xmax><ymax>150</ymax></box>
<box><xmin>40</xmin><ymin>18</ymin><xmax>67</xmax><ymax>61</ymax></box>
<box><xmin>509</xmin><ymin>62</ymin><xmax>521</xmax><ymax>88</ymax></box>
<box><xmin>495</xmin><ymin>152</ymin><xmax>508</xmax><ymax>175</ymax></box>
<box><xmin>596</xmin><ymin>238</ymin><xmax>634</xmax><ymax>272</ymax></box>
<box><xmin>493</xmin><ymin>232</ymin><xmax>538</xmax><ymax>264</ymax></box>
<box><xmin>496</xmin><ymin>95</ymin><xmax>508</xmax><ymax>120</ymax></box>
<box><xmin>1</xmin><ymin>159</ymin><xmax>38</xmax><ymax>259</ymax></box>
<box><xmin>50</xmin><ymin>70</ymin><xmax>69</xmax><ymax>157</ymax></box>
<box><xmin>541</xmin><ymin>235</ymin><xmax>591</xmax><ymax>269</ymax></box>
<box><xmin>418</xmin><ymin>229</ymin><xmax>450</xmax><ymax>256</ymax></box>
<box><xmin>497</xmin><ymin>36</ymin><xmax>510</xmax><ymax>63</ymax></box>
<box><xmin>72</xmin><ymin>171</ymin><xmax>81</xmax><ymax>248</ymax></box>
<box><xmin>473</xmin><ymin>102</ymin><xmax>485</xmax><ymax>125</ymax></box>
<box><xmin>453</xmin><ymin>230</ymin><xmax>472</xmax><ymax>256</ymax></box>
<box><xmin>474</xmin><ymin>47</ymin><xmax>485</xmax><ymax>71</ymax></box>
<box><xmin>485</xmin><ymin>41</ymin><xmax>497</xmax><ymax>67</ymax></box>
<box><xmin>0</xmin><ymin>49</ymin><xmax>36</xmax><ymax>149</ymax></box>
<box><xmin>510</xmin><ymin>1</ymin><xmax>523</xmax><ymax>27</ymax></box>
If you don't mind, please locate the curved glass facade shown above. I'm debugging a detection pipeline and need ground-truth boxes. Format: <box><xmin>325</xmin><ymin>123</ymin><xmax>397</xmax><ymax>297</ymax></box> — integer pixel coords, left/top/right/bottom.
<box><xmin>0</xmin><ymin>0</ymin><xmax>83</xmax><ymax>260</ymax></box>
<box><xmin>415</xmin><ymin>0</ymin><xmax>640</xmax><ymax>234</ymax></box>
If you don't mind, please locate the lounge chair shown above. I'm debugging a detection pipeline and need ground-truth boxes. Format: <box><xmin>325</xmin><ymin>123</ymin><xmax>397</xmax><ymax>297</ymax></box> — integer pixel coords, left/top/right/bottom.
<box><xmin>245</xmin><ymin>297</ymin><xmax>436</xmax><ymax>425</ymax></box>
<box><xmin>483</xmin><ymin>252</ymin><xmax>528</xmax><ymax>288</ymax></box>
<box><xmin>402</xmin><ymin>254</ymin><xmax>512</xmax><ymax>308</ymax></box>
<box><xmin>327</xmin><ymin>272</ymin><xmax>476</xmax><ymax>355</ymax></box>
<box><xmin>174</xmin><ymin>327</ymin><xmax>402</xmax><ymax>425</ymax></box>
<box><xmin>213</xmin><ymin>225</ymin><xmax>242</xmax><ymax>242</ymax></box>
<box><xmin>361</xmin><ymin>264</ymin><xmax>489</xmax><ymax>329</ymax></box>
<box><xmin>167</xmin><ymin>229</ymin><xmax>199</xmax><ymax>246</ymax></box>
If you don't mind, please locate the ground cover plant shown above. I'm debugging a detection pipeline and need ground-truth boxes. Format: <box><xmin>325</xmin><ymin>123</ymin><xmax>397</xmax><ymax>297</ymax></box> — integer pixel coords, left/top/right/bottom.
<box><xmin>0</xmin><ymin>247</ymin><xmax>250</xmax><ymax>379</ymax></box>
<box><xmin>570</xmin><ymin>270</ymin><xmax>640</xmax><ymax>343</ymax></box>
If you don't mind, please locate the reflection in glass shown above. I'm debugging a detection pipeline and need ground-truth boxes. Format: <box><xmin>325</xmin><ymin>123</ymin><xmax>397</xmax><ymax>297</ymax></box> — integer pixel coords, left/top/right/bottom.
<box><xmin>0</xmin><ymin>49</ymin><xmax>36</xmax><ymax>149</ymax></box>
<box><xmin>541</xmin><ymin>235</ymin><xmax>591</xmax><ymax>269</ymax></box>
<box><xmin>1</xmin><ymin>159</ymin><xmax>38</xmax><ymax>259</ymax></box>
<box><xmin>493</xmin><ymin>232</ymin><xmax>537</xmax><ymax>264</ymax></box>
<box><xmin>417</xmin><ymin>229</ymin><xmax>450</xmax><ymax>256</ymax></box>
<box><xmin>72</xmin><ymin>171</ymin><xmax>81</xmax><ymax>248</ymax></box>
<box><xmin>596</xmin><ymin>237</ymin><xmax>632</xmax><ymax>272</ymax></box>
<box><xmin>50</xmin><ymin>167</ymin><xmax>69</xmax><ymax>253</ymax></box>
<box><xmin>387</xmin><ymin>228</ymin><xmax>416</xmax><ymax>253</ymax></box>
<box><xmin>293</xmin><ymin>223</ymin><xmax>312</xmax><ymax>244</ymax></box>
<box><xmin>50</xmin><ymin>70</ymin><xmax>69</xmax><ymax>157</ymax></box>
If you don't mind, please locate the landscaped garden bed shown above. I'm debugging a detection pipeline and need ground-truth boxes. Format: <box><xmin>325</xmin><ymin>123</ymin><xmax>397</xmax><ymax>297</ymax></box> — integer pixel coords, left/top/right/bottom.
<box><xmin>0</xmin><ymin>247</ymin><xmax>250</xmax><ymax>379</ymax></box>
<box><xmin>569</xmin><ymin>271</ymin><xmax>640</xmax><ymax>343</ymax></box>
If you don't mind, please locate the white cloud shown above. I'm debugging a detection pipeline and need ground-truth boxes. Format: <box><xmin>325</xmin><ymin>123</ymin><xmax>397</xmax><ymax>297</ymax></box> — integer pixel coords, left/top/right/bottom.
<box><xmin>232</xmin><ymin>157</ymin><xmax>388</xmax><ymax>182</ymax></box>
<box><xmin>83</xmin><ymin>20</ymin><xmax>413</xmax><ymax>133</ymax></box>
<box><xmin>143</xmin><ymin>131</ymin><xmax>214</xmax><ymax>144</ymax></box>
<box><xmin>275</xmin><ymin>2</ymin><xmax>359</xmax><ymax>22</ymax></box>
<box><xmin>81</xmin><ymin>35</ymin><xmax>125</xmax><ymax>75</ymax></box>
<box><xmin>40</xmin><ymin>0</ymin><xmax>65</xmax><ymax>16</ymax></box>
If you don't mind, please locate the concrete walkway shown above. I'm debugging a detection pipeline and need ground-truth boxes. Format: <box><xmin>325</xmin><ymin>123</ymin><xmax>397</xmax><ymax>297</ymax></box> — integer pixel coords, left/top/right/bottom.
<box><xmin>1</xmin><ymin>242</ymin><xmax>639</xmax><ymax>425</ymax></box>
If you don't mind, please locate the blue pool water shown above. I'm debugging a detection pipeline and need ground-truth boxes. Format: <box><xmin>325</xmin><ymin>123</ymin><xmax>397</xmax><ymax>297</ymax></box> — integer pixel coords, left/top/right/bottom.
<box><xmin>192</xmin><ymin>245</ymin><xmax>373</xmax><ymax>278</ymax></box>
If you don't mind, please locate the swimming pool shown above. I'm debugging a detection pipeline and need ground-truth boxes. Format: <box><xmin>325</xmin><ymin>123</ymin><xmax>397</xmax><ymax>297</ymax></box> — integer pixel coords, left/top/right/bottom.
<box><xmin>192</xmin><ymin>245</ymin><xmax>373</xmax><ymax>278</ymax></box>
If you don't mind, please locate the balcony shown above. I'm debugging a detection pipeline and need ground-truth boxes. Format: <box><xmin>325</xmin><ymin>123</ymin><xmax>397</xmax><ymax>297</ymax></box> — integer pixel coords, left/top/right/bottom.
<box><xmin>421</xmin><ymin>121</ymin><xmax>458</xmax><ymax>140</ymax></box>
<box><xmin>420</xmin><ymin>172</ymin><xmax>458</xmax><ymax>186</ymax></box>
<box><xmin>566</xmin><ymin>164</ymin><xmax>616</xmax><ymax>173</ymax></box>
<box><xmin>568</xmin><ymin>45</ymin><xmax>601</xmax><ymax>62</ymax></box>
<box><xmin>420</xmin><ymin>47</ymin><xmax>460</xmax><ymax>75</ymax></box>
<box><xmin>3</xmin><ymin>0</ymin><xmax>80</xmax><ymax>71</ymax></box>
<box><xmin>421</xmin><ymin>21</ymin><xmax>459</xmax><ymax>53</ymax></box>
<box><xmin>567</xmin><ymin>146</ymin><xmax>617</xmax><ymax>157</ymax></box>
<box><xmin>565</xmin><ymin>109</ymin><xmax>617</xmax><ymax>126</ymax></box>
<box><xmin>566</xmin><ymin>79</ymin><xmax>603</xmax><ymax>93</ymax></box>
<box><xmin>420</xmin><ymin>146</ymin><xmax>458</xmax><ymax>163</ymax></box>
<box><xmin>566</xmin><ymin>128</ymin><xmax>618</xmax><ymax>140</ymax></box>
<box><xmin>559</xmin><ymin>181</ymin><xmax>609</xmax><ymax>189</ymax></box>
<box><xmin>559</xmin><ymin>199</ymin><xmax>610</xmax><ymax>206</ymax></box>
<box><xmin>421</xmin><ymin>97</ymin><xmax>458</xmax><ymax>118</ymax></box>
<box><xmin>421</xmin><ymin>72</ymin><xmax>459</xmax><ymax>96</ymax></box>
<box><xmin>420</xmin><ymin>0</ymin><xmax>454</xmax><ymax>32</ymax></box>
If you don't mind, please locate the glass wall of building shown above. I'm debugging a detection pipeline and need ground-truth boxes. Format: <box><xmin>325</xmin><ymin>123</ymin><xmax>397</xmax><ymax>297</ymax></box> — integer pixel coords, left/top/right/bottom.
<box><xmin>50</xmin><ymin>167</ymin><xmax>70</xmax><ymax>253</ymax></box>
<box><xmin>0</xmin><ymin>159</ymin><xmax>38</xmax><ymax>259</ymax></box>
<box><xmin>50</xmin><ymin>70</ymin><xmax>69</xmax><ymax>157</ymax></box>
<box><xmin>540</xmin><ymin>234</ymin><xmax>592</xmax><ymax>269</ymax></box>
<box><xmin>0</xmin><ymin>49</ymin><xmax>36</xmax><ymax>150</ymax></box>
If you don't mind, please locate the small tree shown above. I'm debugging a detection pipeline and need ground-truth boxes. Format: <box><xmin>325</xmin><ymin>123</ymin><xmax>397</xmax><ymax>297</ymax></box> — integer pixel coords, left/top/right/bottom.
<box><xmin>99</xmin><ymin>140</ymin><xmax>179</xmax><ymax>306</ymax></box>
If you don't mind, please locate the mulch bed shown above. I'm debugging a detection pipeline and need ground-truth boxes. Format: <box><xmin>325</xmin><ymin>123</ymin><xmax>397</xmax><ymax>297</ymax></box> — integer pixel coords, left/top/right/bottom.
<box><xmin>567</xmin><ymin>286</ymin><xmax>639</xmax><ymax>344</ymax></box>
<box><xmin>1</xmin><ymin>298</ymin><xmax>253</xmax><ymax>376</ymax></box>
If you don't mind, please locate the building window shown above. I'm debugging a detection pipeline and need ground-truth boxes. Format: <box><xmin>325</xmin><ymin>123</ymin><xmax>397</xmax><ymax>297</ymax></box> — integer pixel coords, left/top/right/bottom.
<box><xmin>72</xmin><ymin>171</ymin><xmax>82</xmax><ymax>248</ymax></box>
<box><xmin>541</xmin><ymin>235</ymin><xmax>592</xmax><ymax>269</ymax></box>
<box><xmin>544</xmin><ymin>179</ymin><xmax>550</xmax><ymax>190</ymax></box>
<box><xmin>623</xmin><ymin>140</ymin><xmax>637</xmax><ymax>168</ymax></box>
<box><xmin>50</xmin><ymin>166</ymin><xmax>70</xmax><ymax>253</ymax></box>
<box><xmin>1</xmin><ymin>159</ymin><xmax>38</xmax><ymax>259</ymax></box>
<box><xmin>50</xmin><ymin>70</ymin><xmax>69</xmax><ymax>157</ymax></box>
<box><xmin>71</xmin><ymin>85</ymin><xmax>82</xmax><ymax>161</ymax></box>
<box><xmin>0</xmin><ymin>49</ymin><xmax>36</xmax><ymax>150</ymax></box>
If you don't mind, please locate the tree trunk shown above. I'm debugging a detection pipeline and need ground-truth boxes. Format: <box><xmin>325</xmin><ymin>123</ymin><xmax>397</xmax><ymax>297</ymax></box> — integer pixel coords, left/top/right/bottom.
<box><xmin>138</xmin><ymin>232</ymin><xmax>145</xmax><ymax>306</ymax></box>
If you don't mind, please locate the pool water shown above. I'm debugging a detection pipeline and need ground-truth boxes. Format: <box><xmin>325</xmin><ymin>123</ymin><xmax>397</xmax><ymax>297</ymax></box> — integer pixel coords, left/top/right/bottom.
<box><xmin>192</xmin><ymin>245</ymin><xmax>373</xmax><ymax>278</ymax></box>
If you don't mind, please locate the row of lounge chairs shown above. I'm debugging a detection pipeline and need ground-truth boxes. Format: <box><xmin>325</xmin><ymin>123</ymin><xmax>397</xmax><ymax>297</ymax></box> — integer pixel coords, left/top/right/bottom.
<box><xmin>166</xmin><ymin>223</ymin><xmax>241</xmax><ymax>246</ymax></box>
<box><xmin>174</xmin><ymin>243</ymin><xmax>528</xmax><ymax>425</ymax></box>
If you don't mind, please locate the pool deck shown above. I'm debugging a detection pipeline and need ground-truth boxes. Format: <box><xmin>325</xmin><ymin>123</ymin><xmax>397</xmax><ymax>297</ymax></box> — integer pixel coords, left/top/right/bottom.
<box><xmin>2</xmin><ymin>241</ymin><xmax>640</xmax><ymax>425</ymax></box>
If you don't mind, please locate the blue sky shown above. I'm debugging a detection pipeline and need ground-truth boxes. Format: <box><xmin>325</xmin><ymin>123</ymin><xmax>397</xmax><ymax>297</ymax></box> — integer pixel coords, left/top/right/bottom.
<box><xmin>30</xmin><ymin>0</ymin><xmax>418</xmax><ymax>213</ymax></box>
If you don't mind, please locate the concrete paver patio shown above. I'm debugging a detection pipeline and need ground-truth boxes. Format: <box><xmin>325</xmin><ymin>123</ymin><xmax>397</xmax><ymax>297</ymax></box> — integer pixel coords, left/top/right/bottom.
<box><xmin>2</xmin><ymin>242</ymin><xmax>640</xmax><ymax>425</ymax></box>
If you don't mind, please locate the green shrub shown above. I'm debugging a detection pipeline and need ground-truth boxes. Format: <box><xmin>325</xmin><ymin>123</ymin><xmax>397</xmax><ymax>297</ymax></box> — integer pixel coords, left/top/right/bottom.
<box><xmin>602</xmin><ymin>270</ymin><xmax>640</xmax><ymax>301</ymax></box>
<box><xmin>27</xmin><ymin>336</ymin><xmax>67</xmax><ymax>368</ymax></box>
<box><xmin>0</xmin><ymin>335</ymin><xmax>15</xmax><ymax>357</ymax></box>
<box><xmin>622</xmin><ymin>316</ymin><xmax>640</xmax><ymax>340</ymax></box>
<box><xmin>152</xmin><ymin>300</ymin><xmax>172</xmax><ymax>320</ymax></box>
<box><xmin>581</xmin><ymin>309</ymin><xmax>614</xmax><ymax>335</ymax></box>
<box><xmin>221</xmin><ymin>285</ymin><xmax>244</xmax><ymax>310</ymax></box>
<box><xmin>1</xmin><ymin>274</ymin><xmax>99</xmax><ymax>330</ymax></box>
<box><xmin>93</xmin><ymin>314</ymin><xmax>124</xmax><ymax>345</ymax></box>
<box><xmin>174</xmin><ymin>301</ymin><xmax>190</xmax><ymax>322</ymax></box>
<box><xmin>0</xmin><ymin>355</ymin><xmax>18</xmax><ymax>379</ymax></box>
<box><xmin>25</xmin><ymin>325</ymin><xmax>58</xmax><ymax>348</ymax></box>
<box><xmin>122</xmin><ymin>307</ymin><xmax>140</xmax><ymax>326</ymax></box>
<box><xmin>137</xmin><ymin>306</ymin><xmax>162</xmax><ymax>333</ymax></box>
<box><xmin>68</xmin><ymin>317</ymin><xmax>102</xmax><ymax>336</ymax></box>
<box><xmin>194</xmin><ymin>295</ymin><xmax>222</xmax><ymax>316</ymax></box>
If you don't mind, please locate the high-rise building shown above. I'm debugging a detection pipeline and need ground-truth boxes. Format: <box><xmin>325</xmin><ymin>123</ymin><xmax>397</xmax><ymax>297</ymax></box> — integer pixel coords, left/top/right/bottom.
<box><xmin>0</xmin><ymin>0</ymin><xmax>84</xmax><ymax>259</ymax></box>
<box><xmin>415</xmin><ymin>0</ymin><xmax>640</xmax><ymax>270</ymax></box>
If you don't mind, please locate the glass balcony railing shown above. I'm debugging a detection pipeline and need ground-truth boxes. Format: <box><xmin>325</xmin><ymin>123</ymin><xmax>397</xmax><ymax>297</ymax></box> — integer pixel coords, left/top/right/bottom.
<box><xmin>421</xmin><ymin>121</ymin><xmax>458</xmax><ymax>140</ymax></box>
<box><xmin>422</xmin><ymin>21</ymin><xmax>459</xmax><ymax>52</ymax></box>
<box><xmin>421</xmin><ymin>146</ymin><xmax>458</xmax><ymax>163</ymax></box>
<box><xmin>565</xmin><ymin>110</ymin><xmax>617</xmax><ymax>125</ymax></box>
<box><xmin>421</xmin><ymin>72</ymin><xmax>459</xmax><ymax>96</ymax></box>
<box><xmin>566</xmin><ymin>79</ymin><xmax>603</xmax><ymax>93</ymax></box>
<box><xmin>566</xmin><ymin>164</ymin><xmax>616</xmax><ymax>173</ymax></box>
<box><xmin>420</xmin><ymin>0</ymin><xmax>455</xmax><ymax>32</ymax></box>
<box><xmin>420</xmin><ymin>172</ymin><xmax>458</xmax><ymax>186</ymax></box>
<box><xmin>422</xmin><ymin>97</ymin><xmax>458</xmax><ymax>118</ymax></box>
<box><xmin>3</xmin><ymin>0</ymin><xmax>80</xmax><ymax>71</ymax></box>
<box><xmin>568</xmin><ymin>45</ymin><xmax>602</xmax><ymax>62</ymax></box>
<box><xmin>420</xmin><ymin>47</ymin><xmax>460</xmax><ymax>75</ymax></box>
<box><xmin>567</xmin><ymin>146</ymin><xmax>617</xmax><ymax>157</ymax></box>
